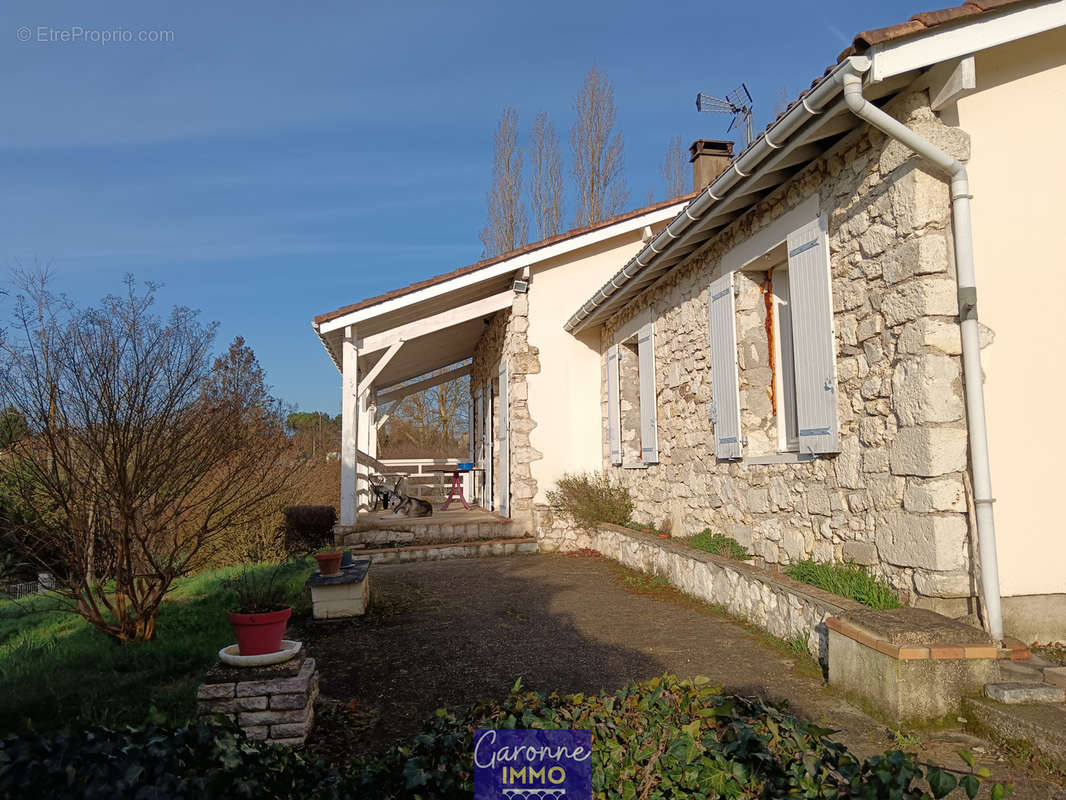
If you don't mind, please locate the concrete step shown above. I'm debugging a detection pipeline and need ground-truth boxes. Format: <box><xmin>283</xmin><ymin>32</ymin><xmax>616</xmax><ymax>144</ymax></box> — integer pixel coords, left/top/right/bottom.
<box><xmin>1045</xmin><ymin>667</ymin><xmax>1066</xmax><ymax>690</ymax></box>
<box><xmin>964</xmin><ymin>696</ymin><xmax>1066</xmax><ymax>770</ymax></box>
<box><xmin>998</xmin><ymin>660</ymin><xmax>1046</xmax><ymax>683</ymax></box>
<box><xmin>343</xmin><ymin>521</ymin><xmax>517</xmax><ymax>547</ymax></box>
<box><xmin>984</xmin><ymin>681</ymin><xmax>1065</xmax><ymax>704</ymax></box>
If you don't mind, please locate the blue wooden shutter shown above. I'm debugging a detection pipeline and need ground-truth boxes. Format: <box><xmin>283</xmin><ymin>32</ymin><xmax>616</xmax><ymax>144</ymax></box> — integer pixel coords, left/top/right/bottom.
<box><xmin>605</xmin><ymin>345</ymin><xmax>622</xmax><ymax>465</ymax></box>
<box><xmin>637</xmin><ymin>323</ymin><xmax>659</xmax><ymax>464</ymax></box>
<box><xmin>708</xmin><ymin>272</ymin><xmax>742</xmax><ymax>460</ymax></box>
<box><xmin>786</xmin><ymin>216</ymin><xmax>839</xmax><ymax>454</ymax></box>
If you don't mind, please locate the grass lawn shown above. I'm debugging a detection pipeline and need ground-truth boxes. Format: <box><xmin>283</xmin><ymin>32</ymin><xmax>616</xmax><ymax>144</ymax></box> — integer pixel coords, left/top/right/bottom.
<box><xmin>0</xmin><ymin>558</ymin><xmax>313</xmax><ymax>735</ymax></box>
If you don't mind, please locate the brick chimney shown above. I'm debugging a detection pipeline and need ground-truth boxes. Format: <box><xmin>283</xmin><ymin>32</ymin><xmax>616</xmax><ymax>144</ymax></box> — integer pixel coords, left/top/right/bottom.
<box><xmin>689</xmin><ymin>139</ymin><xmax>735</xmax><ymax>190</ymax></box>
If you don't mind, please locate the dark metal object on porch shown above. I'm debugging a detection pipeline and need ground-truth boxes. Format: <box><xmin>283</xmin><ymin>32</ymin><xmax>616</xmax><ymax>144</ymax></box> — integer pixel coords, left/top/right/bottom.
<box><xmin>368</xmin><ymin>474</ymin><xmax>404</xmax><ymax>511</ymax></box>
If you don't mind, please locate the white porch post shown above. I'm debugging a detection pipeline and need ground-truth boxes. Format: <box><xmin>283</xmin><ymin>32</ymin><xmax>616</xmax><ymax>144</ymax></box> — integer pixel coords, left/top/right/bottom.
<box><xmin>367</xmin><ymin>401</ymin><xmax>378</xmax><ymax>461</ymax></box>
<box><xmin>357</xmin><ymin>391</ymin><xmax>372</xmax><ymax>513</ymax></box>
<box><xmin>340</xmin><ymin>326</ymin><xmax>359</xmax><ymax>525</ymax></box>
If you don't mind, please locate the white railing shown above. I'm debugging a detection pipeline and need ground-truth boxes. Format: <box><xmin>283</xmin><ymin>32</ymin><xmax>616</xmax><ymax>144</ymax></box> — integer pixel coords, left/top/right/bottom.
<box><xmin>377</xmin><ymin>457</ymin><xmax>480</xmax><ymax>506</ymax></box>
<box><xmin>1</xmin><ymin>574</ymin><xmax>54</xmax><ymax>600</ymax></box>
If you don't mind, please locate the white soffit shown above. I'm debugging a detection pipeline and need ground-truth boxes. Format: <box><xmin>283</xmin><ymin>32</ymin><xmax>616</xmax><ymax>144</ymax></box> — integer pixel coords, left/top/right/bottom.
<box><xmin>867</xmin><ymin>0</ymin><xmax>1066</xmax><ymax>83</ymax></box>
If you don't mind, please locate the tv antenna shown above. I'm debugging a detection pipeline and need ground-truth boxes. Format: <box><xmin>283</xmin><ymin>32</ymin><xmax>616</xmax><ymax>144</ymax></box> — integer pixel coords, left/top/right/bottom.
<box><xmin>696</xmin><ymin>84</ymin><xmax>754</xmax><ymax>147</ymax></box>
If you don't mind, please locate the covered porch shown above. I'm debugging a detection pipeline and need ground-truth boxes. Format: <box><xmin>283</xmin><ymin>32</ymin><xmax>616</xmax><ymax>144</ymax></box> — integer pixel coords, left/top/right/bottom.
<box><xmin>312</xmin><ymin>266</ymin><xmax>521</xmax><ymax>526</ymax></box>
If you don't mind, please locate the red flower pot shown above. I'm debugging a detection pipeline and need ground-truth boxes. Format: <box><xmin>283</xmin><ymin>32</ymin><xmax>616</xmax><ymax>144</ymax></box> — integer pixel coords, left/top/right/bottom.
<box><xmin>227</xmin><ymin>607</ymin><xmax>291</xmax><ymax>656</ymax></box>
<box><xmin>315</xmin><ymin>551</ymin><xmax>343</xmax><ymax>577</ymax></box>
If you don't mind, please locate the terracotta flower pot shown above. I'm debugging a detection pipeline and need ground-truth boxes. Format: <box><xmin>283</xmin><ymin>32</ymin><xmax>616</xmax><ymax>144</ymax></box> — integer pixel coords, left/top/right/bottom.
<box><xmin>315</xmin><ymin>551</ymin><xmax>343</xmax><ymax>577</ymax></box>
<box><xmin>227</xmin><ymin>607</ymin><xmax>292</xmax><ymax>656</ymax></box>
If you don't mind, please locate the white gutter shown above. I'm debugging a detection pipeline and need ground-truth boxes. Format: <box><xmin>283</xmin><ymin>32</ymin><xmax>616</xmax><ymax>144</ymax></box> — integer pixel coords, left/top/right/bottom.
<box><xmin>564</xmin><ymin>60</ymin><xmax>859</xmax><ymax>333</ymax></box>
<box><xmin>838</xmin><ymin>62</ymin><xmax>1003</xmax><ymax>641</ymax></box>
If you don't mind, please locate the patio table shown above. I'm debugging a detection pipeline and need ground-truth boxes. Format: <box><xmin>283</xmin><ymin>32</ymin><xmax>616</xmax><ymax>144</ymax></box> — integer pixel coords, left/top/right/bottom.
<box><xmin>429</xmin><ymin>465</ymin><xmax>475</xmax><ymax>511</ymax></box>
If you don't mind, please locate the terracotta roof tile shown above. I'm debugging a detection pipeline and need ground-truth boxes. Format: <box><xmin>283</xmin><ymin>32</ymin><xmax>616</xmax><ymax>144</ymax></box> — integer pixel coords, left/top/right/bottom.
<box><xmin>839</xmin><ymin>0</ymin><xmax>1037</xmax><ymax>61</ymax></box>
<box><xmin>313</xmin><ymin>192</ymin><xmax>698</xmax><ymax>325</ymax></box>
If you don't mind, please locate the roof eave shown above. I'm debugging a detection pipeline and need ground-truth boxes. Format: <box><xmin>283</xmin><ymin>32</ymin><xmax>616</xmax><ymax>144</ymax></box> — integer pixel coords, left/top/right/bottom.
<box><xmin>564</xmin><ymin>57</ymin><xmax>871</xmax><ymax>334</ymax></box>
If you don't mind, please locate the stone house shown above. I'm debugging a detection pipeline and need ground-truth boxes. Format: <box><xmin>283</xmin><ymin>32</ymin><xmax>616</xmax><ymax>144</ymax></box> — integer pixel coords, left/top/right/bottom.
<box><xmin>314</xmin><ymin>0</ymin><xmax>1066</xmax><ymax>644</ymax></box>
<box><xmin>558</xmin><ymin>0</ymin><xmax>1066</xmax><ymax>644</ymax></box>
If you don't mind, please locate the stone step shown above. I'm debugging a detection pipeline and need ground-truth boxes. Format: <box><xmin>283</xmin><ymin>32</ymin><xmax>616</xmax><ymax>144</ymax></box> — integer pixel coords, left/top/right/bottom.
<box><xmin>984</xmin><ymin>681</ymin><xmax>1065</xmax><ymax>704</ymax></box>
<box><xmin>343</xmin><ymin>521</ymin><xmax>517</xmax><ymax>547</ymax></box>
<box><xmin>364</xmin><ymin>538</ymin><xmax>538</xmax><ymax>564</ymax></box>
<box><xmin>1045</xmin><ymin>667</ymin><xmax>1066</xmax><ymax>690</ymax></box>
<box><xmin>964</xmin><ymin>696</ymin><xmax>1066</xmax><ymax>771</ymax></box>
<box><xmin>998</xmin><ymin>660</ymin><xmax>1046</xmax><ymax>683</ymax></box>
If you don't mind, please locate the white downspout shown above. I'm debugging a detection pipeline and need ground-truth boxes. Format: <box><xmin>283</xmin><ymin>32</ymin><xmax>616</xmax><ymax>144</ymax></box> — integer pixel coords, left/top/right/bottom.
<box><xmin>840</xmin><ymin>65</ymin><xmax>1004</xmax><ymax>642</ymax></box>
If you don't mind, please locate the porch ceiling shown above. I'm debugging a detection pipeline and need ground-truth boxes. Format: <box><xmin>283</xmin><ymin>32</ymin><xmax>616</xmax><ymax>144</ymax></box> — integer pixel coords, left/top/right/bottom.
<box><xmin>314</xmin><ymin>273</ymin><xmax>513</xmax><ymax>392</ymax></box>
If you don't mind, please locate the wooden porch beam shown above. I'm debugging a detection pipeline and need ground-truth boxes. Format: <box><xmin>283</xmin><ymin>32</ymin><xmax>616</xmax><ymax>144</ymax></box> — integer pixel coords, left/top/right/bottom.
<box><xmin>375</xmin><ymin>362</ymin><xmax>472</xmax><ymax>405</ymax></box>
<box><xmin>358</xmin><ymin>339</ymin><xmax>403</xmax><ymax>397</ymax></box>
<box><xmin>356</xmin><ymin>291</ymin><xmax>512</xmax><ymax>355</ymax></box>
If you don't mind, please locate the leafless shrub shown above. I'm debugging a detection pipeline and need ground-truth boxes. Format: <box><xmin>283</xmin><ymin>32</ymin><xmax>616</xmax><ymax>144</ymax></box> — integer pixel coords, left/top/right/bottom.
<box><xmin>0</xmin><ymin>270</ymin><xmax>301</xmax><ymax>641</ymax></box>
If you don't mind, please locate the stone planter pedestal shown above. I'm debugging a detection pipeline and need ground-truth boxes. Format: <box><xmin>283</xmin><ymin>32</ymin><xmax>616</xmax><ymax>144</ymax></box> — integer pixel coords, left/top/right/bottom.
<box><xmin>197</xmin><ymin>650</ymin><xmax>318</xmax><ymax>746</ymax></box>
<box><xmin>827</xmin><ymin>608</ymin><xmax>999</xmax><ymax>724</ymax></box>
<box><xmin>306</xmin><ymin>558</ymin><xmax>371</xmax><ymax>619</ymax></box>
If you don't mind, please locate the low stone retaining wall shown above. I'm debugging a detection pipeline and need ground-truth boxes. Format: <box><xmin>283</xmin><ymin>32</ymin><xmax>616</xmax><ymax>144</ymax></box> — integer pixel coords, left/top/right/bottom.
<box><xmin>362</xmin><ymin>538</ymin><xmax>538</xmax><ymax>565</ymax></box>
<box><xmin>539</xmin><ymin>520</ymin><xmax>860</xmax><ymax>660</ymax></box>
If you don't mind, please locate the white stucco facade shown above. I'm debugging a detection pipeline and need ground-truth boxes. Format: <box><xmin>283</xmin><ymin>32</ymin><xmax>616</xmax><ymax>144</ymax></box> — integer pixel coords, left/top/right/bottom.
<box><xmin>956</xmin><ymin>26</ymin><xmax>1066</xmax><ymax>600</ymax></box>
<box><xmin>525</xmin><ymin>232</ymin><xmax>652</xmax><ymax>505</ymax></box>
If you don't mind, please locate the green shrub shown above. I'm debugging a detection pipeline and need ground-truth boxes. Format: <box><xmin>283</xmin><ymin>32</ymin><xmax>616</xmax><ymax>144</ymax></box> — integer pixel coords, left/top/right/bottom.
<box><xmin>546</xmin><ymin>473</ymin><xmax>633</xmax><ymax>530</ymax></box>
<box><xmin>0</xmin><ymin>677</ymin><xmax>1002</xmax><ymax>799</ymax></box>
<box><xmin>785</xmin><ymin>560</ymin><xmax>903</xmax><ymax>610</ymax></box>
<box><xmin>687</xmin><ymin>529</ymin><xmax>750</xmax><ymax>560</ymax></box>
<box><xmin>0</xmin><ymin>722</ymin><xmax>338</xmax><ymax>799</ymax></box>
<box><xmin>283</xmin><ymin>505</ymin><xmax>337</xmax><ymax>552</ymax></box>
<box><xmin>352</xmin><ymin>675</ymin><xmax>997</xmax><ymax>798</ymax></box>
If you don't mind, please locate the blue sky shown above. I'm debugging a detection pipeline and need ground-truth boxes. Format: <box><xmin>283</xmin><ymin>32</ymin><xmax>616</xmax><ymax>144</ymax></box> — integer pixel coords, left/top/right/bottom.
<box><xmin>1</xmin><ymin>0</ymin><xmax>926</xmax><ymax>413</ymax></box>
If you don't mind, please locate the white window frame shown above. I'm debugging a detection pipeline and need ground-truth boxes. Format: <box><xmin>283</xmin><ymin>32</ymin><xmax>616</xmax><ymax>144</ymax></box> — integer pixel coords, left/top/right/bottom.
<box><xmin>771</xmin><ymin>265</ymin><xmax>800</xmax><ymax>453</ymax></box>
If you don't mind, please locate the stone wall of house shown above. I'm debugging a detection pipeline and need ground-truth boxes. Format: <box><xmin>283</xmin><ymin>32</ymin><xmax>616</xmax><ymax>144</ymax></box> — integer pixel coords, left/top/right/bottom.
<box><xmin>472</xmin><ymin>293</ymin><xmax>542</xmax><ymax>534</ymax></box>
<box><xmin>735</xmin><ymin>269</ymin><xmax>779</xmax><ymax>455</ymax></box>
<box><xmin>595</xmin><ymin>90</ymin><xmax>987</xmax><ymax>616</ymax></box>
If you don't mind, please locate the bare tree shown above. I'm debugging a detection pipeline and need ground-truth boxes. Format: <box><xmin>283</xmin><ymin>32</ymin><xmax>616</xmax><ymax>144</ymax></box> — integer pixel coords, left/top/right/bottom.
<box><xmin>379</xmin><ymin>370</ymin><xmax>470</xmax><ymax>458</ymax></box>
<box><xmin>659</xmin><ymin>135</ymin><xmax>688</xmax><ymax>200</ymax></box>
<box><xmin>529</xmin><ymin>112</ymin><xmax>564</xmax><ymax>240</ymax></box>
<box><xmin>0</xmin><ymin>272</ymin><xmax>299</xmax><ymax>641</ymax></box>
<box><xmin>480</xmin><ymin>107</ymin><xmax>528</xmax><ymax>258</ymax></box>
<box><xmin>571</xmin><ymin>66</ymin><xmax>628</xmax><ymax>226</ymax></box>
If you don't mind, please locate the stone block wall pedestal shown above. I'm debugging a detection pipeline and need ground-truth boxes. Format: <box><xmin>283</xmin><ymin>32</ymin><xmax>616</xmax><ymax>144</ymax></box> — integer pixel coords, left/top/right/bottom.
<box><xmin>197</xmin><ymin>652</ymin><xmax>318</xmax><ymax>746</ymax></box>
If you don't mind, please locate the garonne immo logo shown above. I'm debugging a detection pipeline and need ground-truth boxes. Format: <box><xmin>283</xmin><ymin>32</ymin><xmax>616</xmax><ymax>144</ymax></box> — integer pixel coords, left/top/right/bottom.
<box><xmin>473</xmin><ymin>729</ymin><xmax>592</xmax><ymax>799</ymax></box>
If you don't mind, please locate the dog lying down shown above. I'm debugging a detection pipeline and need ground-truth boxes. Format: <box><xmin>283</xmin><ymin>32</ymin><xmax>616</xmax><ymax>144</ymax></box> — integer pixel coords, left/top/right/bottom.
<box><xmin>389</xmin><ymin>493</ymin><xmax>433</xmax><ymax>517</ymax></box>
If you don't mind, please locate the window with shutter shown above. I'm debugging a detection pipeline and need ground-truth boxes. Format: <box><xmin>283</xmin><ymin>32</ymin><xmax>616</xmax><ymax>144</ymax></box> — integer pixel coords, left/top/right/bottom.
<box><xmin>606</xmin><ymin>346</ymin><xmax>622</xmax><ymax>465</ymax></box>
<box><xmin>786</xmin><ymin>216</ymin><xmax>838</xmax><ymax>454</ymax></box>
<box><xmin>707</xmin><ymin>271</ymin><xmax>742</xmax><ymax>460</ymax></box>
<box><xmin>637</xmin><ymin>323</ymin><xmax>658</xmax><ymax>464</ymax></box>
